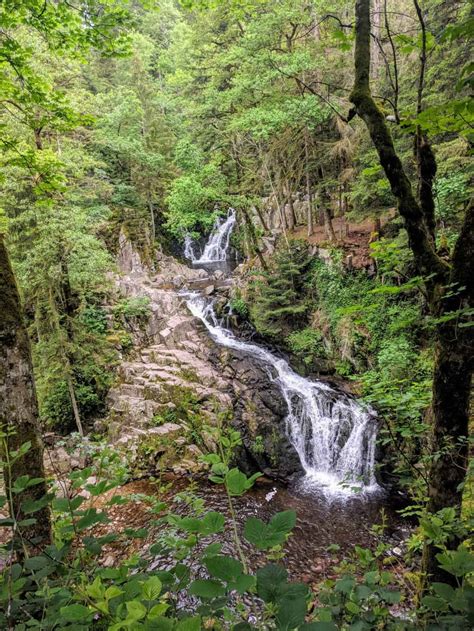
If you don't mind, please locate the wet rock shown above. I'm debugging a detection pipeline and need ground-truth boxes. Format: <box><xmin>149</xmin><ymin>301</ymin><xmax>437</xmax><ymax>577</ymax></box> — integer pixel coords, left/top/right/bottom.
<box><xmin>203</xmin><ymin>284</ymin><xmax>215</xmax><ymax>295</ymax></box>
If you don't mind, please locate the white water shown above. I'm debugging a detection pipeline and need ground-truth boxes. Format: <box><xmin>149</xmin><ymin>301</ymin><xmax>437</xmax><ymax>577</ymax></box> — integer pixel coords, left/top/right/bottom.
<box><xmin>186</xmin><ymin>294</ymin><xmax>379</xmax><ymax>497</ymax></box>
<box><xmin>184</xmin><ymin>209</ymin><xmax>236</xmax><ymax>263</ymax></box>
<box><xmin>183</xmin><ymin>235</ymin><xmax>196</xmax><ymax>261</ymax></box>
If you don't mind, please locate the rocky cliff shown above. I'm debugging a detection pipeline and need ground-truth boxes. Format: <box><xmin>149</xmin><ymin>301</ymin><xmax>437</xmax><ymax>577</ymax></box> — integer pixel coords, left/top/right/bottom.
<box><xmin>104</xmin><ymin>235</ymin><xmax>302</xmax><ymax>480</ymax></box>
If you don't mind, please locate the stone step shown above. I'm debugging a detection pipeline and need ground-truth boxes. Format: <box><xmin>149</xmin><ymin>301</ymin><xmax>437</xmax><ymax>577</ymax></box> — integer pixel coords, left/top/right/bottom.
<box><xmin>118</xmin><ymin>384</ymin><xmax>145</xmax><ymax>398</ymax></box>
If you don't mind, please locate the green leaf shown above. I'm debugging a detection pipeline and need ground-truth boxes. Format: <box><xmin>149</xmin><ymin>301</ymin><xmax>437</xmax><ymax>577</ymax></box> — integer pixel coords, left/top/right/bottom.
<box><xmin>200</xmin><ymin>511</ymin><xmax>225</xmax><ymax>535</ymax></box>
<box><xmin>225</xmin><ymin>468</ymin><xmax>249</xmax><ymax>496</ymax></box>
<box><xmin>244</xmin><ymin>511</ymin><xmax>295</xmax><ymax>550</ymax></box>
<box><xmin>105</xmin><ymin>586</ymin><xmax>124</xmax><ymax>600</ymax></box>
<box><xmin>432</xmin><ymin>582</ymin><xmax>455</xmax><ymax>601</ymax></box>
<box><xmin>201</xmin><ymin>543</ymin><xmax>222</xmax><ymax>558</ymax></box>
<box><xmin>21</xmin><ymin>494</ymin><xmax>52</xmax><ymax>514</ymax></box>
<box><xmin>189</xmin><ymin>579</ymin><xmax>226</xmax><ymax>599</ymax></box>
<box><xmin>378</xmin><ymin>588</ymin><xmax>401</xmax><ymax>604</ymax></box>
<box><xmin>269</xmin><ymin>510</ymin><xmax>296</xmax><ymax>535</ymax></box>
<box><xmin>86</xmin><ymin>577</ymin><xmax>104</xmax><ymax>600</ymax></box>
<box><xmin>142</xmin><ymin>575</ymin><xmax>162</xmax><ymax>600</ymax></box>
<box><xmin>52</xmin><ymin>496</ymin><xmax>84</xmax><ymax>512</ymax></box>
<box><xmin>125</xmin><ymin>600</ymin><xmax>147</xmax><ymax>622</ymax></box>
<box><xmin>244</xmin><ymin>517</ymin><xmax>268</xmax><ymax>548</ymax></box>
<box><xmin>345</xmin><ymin>601</ymin><xmax>360</xmax><ymax>614</ymax></box>
<box><xmin>300</xmin><ymin>624</ymin><xmax>337</xmax><ymax>631</ymax></box>
<box><xmin>176</xmin><ymin>616</ymin><xmax>202</xmax><ymax>631</ymax></box>
<box><xmin>60</xmin><ymin>604</ymin><xmax>92</xmax><ymax>621</ymax></box>
<box><xmin>276</xmin><ymin>596</ymin><xmax>307</xmax><ymax>630</ymax></box>
<box><xmin>256</xmin><ymin>564</ymin><xmax>288</xmax><ymax>602</ymax></box>
<box><xmin>335</xmin><ymin>576</ymin><xmax>355</xmax><ymax>594</ymax></box>
<box><xmin>24</xmin><ymin>556</ymin><xmax>48</xmax><ymax>571</ymax></box>
<box><xmin>149</xmin><ymin>603</ymin><xmax>170</xmax><ymax>619</ymax></box>
<box><xmin>205</xmin><ymin>555</ymin><xmax>243</xmax><ymax>582</ymax></box>
<box><xmin>230</xmin><ymin>573</ymin><xmax>256</xmax><ymax>595</ymax></box>
<box><xmin>436</xmin><ymin>546</ymin><xmax>474</xmax><ymax>577</ymax></box>
<box><xmin>142</xmin><ymin>616</ymin><xmax>173</xmax><ymax>630</ymax></box>
<box><xmin>76</xmin><ymin>508</ymin><xmax>109</xmax><ymax>531</ymax></box>
<box><xmin>422</xmin><ymin>595</ymin><xmax>448</xmax><ymax>612</ymax></box>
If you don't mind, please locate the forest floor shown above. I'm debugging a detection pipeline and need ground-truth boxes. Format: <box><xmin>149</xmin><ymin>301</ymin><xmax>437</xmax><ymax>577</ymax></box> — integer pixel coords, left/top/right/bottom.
<box><xmin>291</xmin><ymin>210</ymin><xmax>396</xmax><ymax>269</ymax></box>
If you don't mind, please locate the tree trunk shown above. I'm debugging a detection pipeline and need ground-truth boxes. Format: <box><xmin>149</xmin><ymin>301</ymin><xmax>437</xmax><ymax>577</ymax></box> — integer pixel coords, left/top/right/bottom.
<box><xmin>67</xmin><ymin>373</ymin><xmax>84</xmax><ymax>436</ymax></box>
<box><xmin>240</xmin><ymin>207</ymin><xmax>268</xmax><ymax>271</ymax></box>
<box><xmin>253</xmin><ymin>204</ymin><xmax>268</xmax><ymax>234</ymax></box>
<box><xmin>285</xmin><ymin>181</ymin><xmax>296</xmax><ymax>231</ymax></box>
<box><xmin>58</xmin><ymin>257</ymin><xmax>84</xmax><ymax>436</ymax></box>
<box><xmin>323</xmin><ymin>207</ymin><xmax>336</xmax><ymax>242</ymax></box>
<box><xmin>0</xmin><ymin>237</ymin><xmax>51</xmax><ymax>553</ymax></box>
<box><xmin>350</xmin><ymin>0</ymin><xmax>447</xmax><ymax>291</ymax></box>
<box><xmin>304</xmin><ymin>131</ymin><xmax>314</xmax><ymax>237</ymax></box>
<box><xmin>147</xmin><ymin>193</ymin><xmax>156</xmax><ymax>243</ymax></box>
<box><xmin>351</xmin><ymin>0</ymin><xmax>473</xmax><ymax>584</ymax></box>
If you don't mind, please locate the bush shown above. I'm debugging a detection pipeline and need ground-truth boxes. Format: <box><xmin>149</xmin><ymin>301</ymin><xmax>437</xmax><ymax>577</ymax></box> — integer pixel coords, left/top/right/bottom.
<box><xmin>229</xmin><ymin>296</ymin><xmax>249</xmax><ymax>319</ymax></box>
<box><xmin>286</xmin><ymin>328</ymin><xmax>327</xmax><ymax>366</ymax></box>
<box><xmin>113</xmin><ymin>296</ymin><xmax>151</xmax><ymax>320</ymax></box>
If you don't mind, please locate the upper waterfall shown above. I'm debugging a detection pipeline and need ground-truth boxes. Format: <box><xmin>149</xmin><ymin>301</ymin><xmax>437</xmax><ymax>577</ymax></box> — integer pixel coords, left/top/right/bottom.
<box><xmin>185</xmin><ymin>293</ymin><xmax>379</xmax><ymax>497</ymax></box>
<box><xmin>184</xmin><ymin>209</ymin><xmax>236</xmax><ymax>263</ymax></box>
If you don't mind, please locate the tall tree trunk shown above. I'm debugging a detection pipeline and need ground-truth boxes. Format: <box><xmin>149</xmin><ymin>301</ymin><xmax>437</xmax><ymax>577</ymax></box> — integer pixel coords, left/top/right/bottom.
<box><xmin>59</xmin><ymin>257</ymin><xmax>84</xmax><ymax>436</ymax></box>
<box><xmin>351</xmin><ymin>0</ymin><xmax>473</xmax><ymax>584</ymax></box>
<box><xmin>371</xmin><ymin>0</ymin><xmax>382</xmax><ymax>79</ymax></box>
<box><xmin>304</xmin><ymin>130</ymin><xmax>314</xmax><ymax>237</ymax></box>
<box><xmin>0</xmin><ymin>238</ymin><xmax>51</xmax><ymax>553</ymax></box>
<box><xmin>147</xmin><ymin>193</ymin><xmax>156</xmax><ymax>243</ymax></box>
<box><xmin>423</xmin><ymin>200</ymin><xmax>473</xmax><ymax>579</ymax></box>
<box><xmin>323</xmin><ymin>207</ymin><xmax>336</xmax><ymax>242</ymax></box>
<box><xmin>240</xmin><ymin>207</ymin><xmax>268</xmax><ymax>271</ymax></box>
<box><xmin>253</xmin><ymin>204</ymin><xmax>268</xmax><ymax>234</ymax></box>
<box><xmin>67</xmin><ymin>373</ymin><xmax>84</xmax><ymax>436</ymax></box>
<box><xmin>284</xmin><ymin>181</ymin><xmax>296</xmax><ymax>231</ymax></box>
<box><xmin>318</xmin><ymin>167</ymin><xmax>336</xmax><ymax>240</ymax></box>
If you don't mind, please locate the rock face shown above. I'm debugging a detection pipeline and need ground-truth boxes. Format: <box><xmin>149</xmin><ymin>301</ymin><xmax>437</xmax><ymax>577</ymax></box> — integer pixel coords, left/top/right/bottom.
<box><xmin>106</xmin><ymin>235</ymin><xmax>302</xmax><ymax>479</ymax></box>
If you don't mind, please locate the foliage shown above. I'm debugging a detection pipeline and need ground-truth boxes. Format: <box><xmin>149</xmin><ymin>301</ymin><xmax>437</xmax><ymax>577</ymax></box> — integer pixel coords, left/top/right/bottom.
<box><xmin>229</xmin><ymin>296</ymin><xmax>249</xmax><ymax>319</ymax></box>
<box><xmin>286</xmin><ymin>328</ymin><xmax>327</xmax><ymax>366</ymax></box>
<box><xmin>113</xmin><ymin>296</ymin><xmax>152</xmax><ymax>320</ymax></box>
<box><xmin>1</xmin><ymin>436</ymin><xmax>473</xmax><ymax>630</ymax></box>
<box><xmin>249</xmin><ymin>241</ymin><xmax>312</xmax><ymax>339</ymax></box>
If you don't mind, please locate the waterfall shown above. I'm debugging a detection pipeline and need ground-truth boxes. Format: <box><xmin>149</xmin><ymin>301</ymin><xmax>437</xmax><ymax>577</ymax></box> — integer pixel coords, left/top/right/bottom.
<box><xmin>184</xmin><ymin>235</ymin><xmax>197</xmax><ymax>262</ymax></box>
<box><xmin>185</xmin><ymin>293</ymin><xmax>379</xmax><ymax>496</ymax></box>
<box><xmin>184</xmin><ymin>209</ymin><xmax>236</xmax><ymax>263</ymax></box>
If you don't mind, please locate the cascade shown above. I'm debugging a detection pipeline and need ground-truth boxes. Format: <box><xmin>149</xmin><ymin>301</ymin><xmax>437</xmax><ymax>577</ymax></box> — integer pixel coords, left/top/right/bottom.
<box><xmin>184</xmin><ymin>209</ymin><xmax>236</xmax><ymax>263</ymax></box>
<box><xmin>183</xmin><ymin>235</ymin><xmax>197</xmax><ymax>262</ymax></box>
<box><xmin>186</xmin><ymin>294</ymin><xmax>379</xmax><ymax>496</ymax></box>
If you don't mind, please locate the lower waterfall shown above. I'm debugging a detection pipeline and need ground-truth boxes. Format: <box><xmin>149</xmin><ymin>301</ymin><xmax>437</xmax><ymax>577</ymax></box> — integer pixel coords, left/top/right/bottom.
<box><xmin>186</xmin><ymin>293</ymin><xmax>380</xmax><ymax>496</ymax></box>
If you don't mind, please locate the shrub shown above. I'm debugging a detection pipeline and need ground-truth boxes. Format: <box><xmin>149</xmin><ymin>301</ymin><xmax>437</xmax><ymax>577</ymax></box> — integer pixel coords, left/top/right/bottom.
<box><xmin>113</xmin><ymin>296</ymin><xmax>151</xmax><ymax>320</ymax></box>
<box><xmin>286</xmin><ymin>328</ymin><xmax>327</xmax><ymax>366</ymax></box>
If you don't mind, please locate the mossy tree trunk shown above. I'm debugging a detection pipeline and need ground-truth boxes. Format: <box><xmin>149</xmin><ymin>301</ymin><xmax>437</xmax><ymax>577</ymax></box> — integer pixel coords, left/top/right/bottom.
<box><xmin>0</xmin><ymin>237</ymin><xmax>51</xmax><ymax>553</ymax></box>
<box><xmin>351</xmin><ymin>0</ymin><xmax>473</xmax><ymax>584</ymax></box>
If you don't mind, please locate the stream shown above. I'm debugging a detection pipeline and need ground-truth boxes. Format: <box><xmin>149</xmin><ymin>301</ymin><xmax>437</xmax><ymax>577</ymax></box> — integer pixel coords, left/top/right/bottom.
<box><xmin>144</xmin><ymin>212</ymin><xmax>407</xmax><ymax>581</ymax></box>
<box><xmin>184</xmin><ymin>208</ymin><xmax>379</xmax><ymax>498</ymax></box>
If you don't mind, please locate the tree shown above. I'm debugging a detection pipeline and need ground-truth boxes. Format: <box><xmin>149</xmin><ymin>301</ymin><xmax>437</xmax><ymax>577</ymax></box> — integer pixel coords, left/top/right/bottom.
<box><xmin>0</xmin><ymin>236</ymin><xmax>51</xmax><ymax>552</ymax></box>
<box><xmin>0</xmin><ymin>0</ymin><xmax>136</xmax><ymax>548</ymax></box>
<box><xmin>250</xmin><ymin>241</ymin><xmax>312</xmax><ymax>339</ymax></box>
<box><xmin>350</xmin><ymin>0</ymin><xmax>473</xmax><ymax>582</ymax></box>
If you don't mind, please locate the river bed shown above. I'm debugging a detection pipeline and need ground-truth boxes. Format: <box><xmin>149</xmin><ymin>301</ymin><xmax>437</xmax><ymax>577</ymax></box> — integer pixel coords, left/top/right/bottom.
<box><xmin>100</xmin><ymin>474</ymin><xmax>407</xmax><ymax>586</ymax></box>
